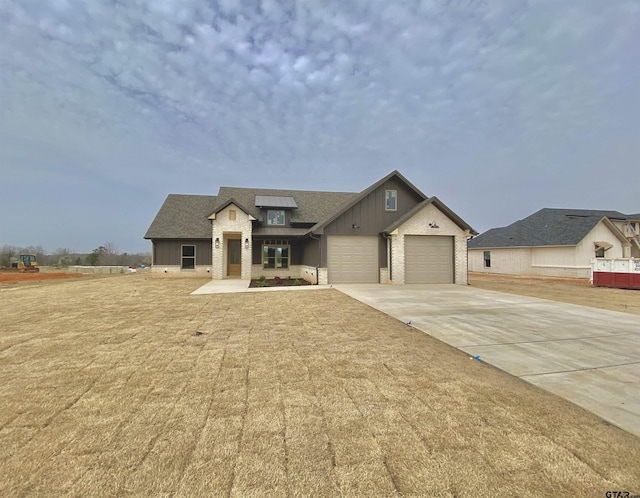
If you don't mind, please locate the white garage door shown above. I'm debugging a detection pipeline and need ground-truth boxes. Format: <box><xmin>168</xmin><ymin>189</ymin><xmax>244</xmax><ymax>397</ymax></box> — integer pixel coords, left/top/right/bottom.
<box><xmin>405</xmin><ymin>235</ymin><xmax>454</xmax><ymax>284</ymax></box>
<box><xmin>328</xmin><ymin>235</ymin><xmax>379</xmax><ymax>284</ymax></box>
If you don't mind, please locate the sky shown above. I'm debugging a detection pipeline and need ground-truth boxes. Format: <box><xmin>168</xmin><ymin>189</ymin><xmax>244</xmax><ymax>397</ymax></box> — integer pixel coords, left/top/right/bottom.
<box><xmin>1</xmin><ymin>0</ymin><xmax>639</xmax><ymax>254</ymax></box>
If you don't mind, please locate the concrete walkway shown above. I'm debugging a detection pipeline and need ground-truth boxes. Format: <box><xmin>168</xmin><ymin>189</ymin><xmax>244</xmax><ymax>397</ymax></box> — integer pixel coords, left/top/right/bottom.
<box><xmin>334</xmin><ymin>283</ymin><xmax>640</xmax><ymax>438</ymax></box>
<box><xmin>192</xmin><ymin>279</ymin><xmax>332</xmax><ymax>295</ymax></box>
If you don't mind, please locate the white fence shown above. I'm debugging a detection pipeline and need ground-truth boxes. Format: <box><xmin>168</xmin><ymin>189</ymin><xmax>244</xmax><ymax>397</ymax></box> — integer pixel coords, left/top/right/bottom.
<box><xmin>592</xmin><ymin>258</ymin><xmax>640</xmax><ymax>274</ymax></box>
<box><xmin>68</xmin><ymin>266</ymin><xmax>130</xmax><ymax>274</ymax></box>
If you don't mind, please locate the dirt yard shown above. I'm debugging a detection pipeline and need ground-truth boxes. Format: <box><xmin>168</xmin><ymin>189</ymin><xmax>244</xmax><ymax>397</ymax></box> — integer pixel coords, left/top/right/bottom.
<box><xmin>469</xmin><ymin>272</ymin><xmax>640</xmax><ymax>316</ymax></box>
<box><xmin>1</xmin><ymin>274</ymin><xmax>639</xmax><ymax>497</ymax></box>
<box><xmin>0</xmin><ymin>271</ymin><xmax>86</xmax><ymax>284</ymax></box>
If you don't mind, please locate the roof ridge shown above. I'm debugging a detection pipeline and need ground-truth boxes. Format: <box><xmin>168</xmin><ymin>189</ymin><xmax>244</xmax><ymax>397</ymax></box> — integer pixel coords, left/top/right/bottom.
<box><xmin>218</xmin><ymin>186</ymin><xmax>357</xmax><ymax>195</ymax></box>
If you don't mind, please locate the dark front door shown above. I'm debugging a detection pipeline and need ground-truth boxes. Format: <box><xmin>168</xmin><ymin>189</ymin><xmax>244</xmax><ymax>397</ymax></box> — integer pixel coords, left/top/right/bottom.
<box><xmin>227</xmin><ymin>239</ymin><xmax>241</xmax><ymax>276</ymax></box>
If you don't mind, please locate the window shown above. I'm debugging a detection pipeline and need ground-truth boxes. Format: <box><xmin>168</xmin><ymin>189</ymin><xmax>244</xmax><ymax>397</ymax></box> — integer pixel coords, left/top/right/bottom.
<box><xmin>385</xmin><ymin>190</ymin><xmax>397</xmax><ymax>211</ymax></box>
<box><xmin>229</xmin><ymin>209</ymin><xmax>236</xmax><ymax>221</ymax></box>
<box><xmin>267</xmin><ymin>210</ymin><xmax>285</xmax><ymax>226</ymax></box>
<box><xmin>483</xmin><ymin>251</ymin><xmax>491</xmax><ymax>268</ymax></box>
<box><xmin>182</xmin><ymin>245</ymin><xmax>195</xmax><ymax>269</ymax></box>
<box><xmin>594</xmin><ymin>241</ymin><xmax>612</xmax><ymax>258</ymax></box>
<box><xmin>263</xmin><ymin>245</ymin><xmax>289</xmax><ymax>269</ymax></box>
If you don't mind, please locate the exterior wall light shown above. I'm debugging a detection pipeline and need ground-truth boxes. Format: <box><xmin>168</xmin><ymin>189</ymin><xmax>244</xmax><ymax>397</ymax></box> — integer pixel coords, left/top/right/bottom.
<box><xmin>429</xmin><ymin>222</ymin><xmax>439</xmax><ymax>229</ymax></box>
<box><xmin>215</xmin><ymin>237</ymin><xmax>220</xmax><ymax>248</ymax></box>
<box><xmin>244</xmin><ymin>238</ymin><xmax>250</xmax><ymax>249</ymax></box>
<box><xmin>352</xmin><ymin>222</ymin><xmax>360</xmax><ymax>229</ymax></box>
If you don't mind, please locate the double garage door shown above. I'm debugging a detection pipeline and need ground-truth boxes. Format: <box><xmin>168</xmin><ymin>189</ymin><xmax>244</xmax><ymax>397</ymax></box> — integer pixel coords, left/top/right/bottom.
<box><xmin>404</xmin><ymin>235</ymin><xmax>454</xmax><ymax>284</ymax></box>
<box><xmin>328</xmin><ymin>236</ymin><xmax>378</xmax><ymax>284</ymax></box>
<box><xmin>328</xmin><ymin>235</ymin><xmax>454</xmax><ymax>284</ymax></box>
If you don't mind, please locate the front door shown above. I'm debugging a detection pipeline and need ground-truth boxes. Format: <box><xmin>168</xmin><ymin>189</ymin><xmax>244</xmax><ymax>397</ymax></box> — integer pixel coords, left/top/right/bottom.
<box><xmin>227</xmin><ymin>239</ymin><xmax>241</xmax><ymax>276</ymax></box>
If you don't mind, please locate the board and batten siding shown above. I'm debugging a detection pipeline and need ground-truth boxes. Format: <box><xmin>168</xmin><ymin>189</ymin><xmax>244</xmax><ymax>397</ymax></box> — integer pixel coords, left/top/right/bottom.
<box><xmin>321</xmin><ymin>178</ymin><xmax>423</xmax><ymax>268</ymax></box>
<box><xmin>153</xmin><ymin>240</ymin><xmax>212</xmax><ymax>266</ymax></box>
<box><xmin>300</xmin><ymin>237</ymin><xmax>321</xmax><ymax>267</ymax></box>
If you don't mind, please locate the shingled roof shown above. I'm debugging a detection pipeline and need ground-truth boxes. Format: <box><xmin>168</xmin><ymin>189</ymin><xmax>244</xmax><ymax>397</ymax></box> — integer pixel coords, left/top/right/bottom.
<box><xmin>214</xmin><ymin>187</ymin><xmax>357</xmax><ymax>224</ymax></box>
<box><xmin>468</xmin><ymin>208</ymin><xmax>631</xmax><ymax>248</ymax></box>
<box><xmin>144</xmin><ymin>194</ymin><xmax>217</xmax><ymax>239</ymax></box>
<box><xmin>144</xmin><ymin>188</ymin><xmax>358</xmax><ymax>240</ymax></box>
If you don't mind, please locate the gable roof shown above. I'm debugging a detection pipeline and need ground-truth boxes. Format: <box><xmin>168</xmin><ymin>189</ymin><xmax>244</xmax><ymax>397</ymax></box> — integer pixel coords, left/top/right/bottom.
<box><xmin>383</xmin><ymin>197</ymin><xmax>478</xmax><ymax>235</ymax></box>
<box><xmin>144</xmin><ymin>170</ymin><xmax>477</xmax><ymax>241</ymax></box>
<box><xmin>144</xmin><ymin>189</ymin><xmax>357</xmax><ymax>240</ymax></box>
<box><xmin>213</xmin><ymin>187</ymin><xmax>357</xmax><ymax>224</ymax></box>
<box><xmin>308</xmin><ymin>170</ymin><xmax>429</xmax><ymax>234</ymax></box>
<box><xmin>468</xmin><ymin>208</ymin><xmax>631</xmax><ymax>249</ymax></box>
<box><xmin>144</xmin><ymin>194</ymin><xmax>217</xmax><ymax>239</ymax></box>
<box><xmin>208</xmin><ymin>198</ymin><xmax>255</xmax><ymax>219</ymax></box>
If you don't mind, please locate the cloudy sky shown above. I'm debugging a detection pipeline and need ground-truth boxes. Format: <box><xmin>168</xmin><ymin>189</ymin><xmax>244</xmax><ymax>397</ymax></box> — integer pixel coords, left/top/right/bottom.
<box><xmin>1</xmin><ymin>0</ymin><xmax>639</xmax><ymax>253</ymax></box>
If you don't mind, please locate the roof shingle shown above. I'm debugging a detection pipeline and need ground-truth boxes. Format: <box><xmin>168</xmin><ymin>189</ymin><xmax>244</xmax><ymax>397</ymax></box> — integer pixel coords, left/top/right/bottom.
<box><xmin>215</xmin><ymin>187</ymin><xmax>357</xmax><ymax>224</ymax></box>
<box><xmin>144</xmin><ymin>189</ymin><xmax>358</xmax><ymax>240</ymax></box>
<box><xmin>144</xmin><ymin>194</ymin><xmax>217</xmax><ymax>239</ymax></box>
<box><xmin>468</xmin><ymin>208</ymin><xmax>633</xmax><ymax>248</ymax></box>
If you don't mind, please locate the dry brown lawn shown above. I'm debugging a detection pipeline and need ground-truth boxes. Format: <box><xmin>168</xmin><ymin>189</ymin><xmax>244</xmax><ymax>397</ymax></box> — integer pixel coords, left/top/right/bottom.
<box><xmin>1</xmin><ymin>274</ymin><xmax>639</xmax><ymax>497</ymax></box>
<box><xmin>470</xmin><ymin>272</ymin><xmax>640</xmax><ymax>316</ymax></box>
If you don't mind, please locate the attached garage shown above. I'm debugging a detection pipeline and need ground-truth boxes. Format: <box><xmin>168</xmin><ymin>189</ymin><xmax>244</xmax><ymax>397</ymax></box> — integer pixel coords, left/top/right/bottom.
<box><xmin>328</xmin><ymin>235</ymin><xmax>379</xmax><ymax>283</ymax></box>
<box><xmin>404</xmin><ymin>235</ymin><xmax>454</xmax><ymax>284</ymax></box>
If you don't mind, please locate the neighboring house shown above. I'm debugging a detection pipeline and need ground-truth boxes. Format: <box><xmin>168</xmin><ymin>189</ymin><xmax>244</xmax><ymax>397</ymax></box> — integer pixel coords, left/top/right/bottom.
<box><xmin>468</xmin><ymin>208</ymin><xmax>640</xmax><ymax>279</ymax></box>
<box><xmin>144</xmin><ymin>170</ymin><xmax>477</xmax><ymax>285</ymax></box>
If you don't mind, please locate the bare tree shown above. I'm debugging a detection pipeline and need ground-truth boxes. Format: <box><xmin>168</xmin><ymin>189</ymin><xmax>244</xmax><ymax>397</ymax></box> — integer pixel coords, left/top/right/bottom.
<box><xmin>102</xmin><ymin>242</ymin><xmax>119</xmax><ymax>265</ymax></box>
<box><xmin>53</xmin><ymin>248</ymin><xmax>73</xmax><ymax>267</ymax></box>
<box><xmin>0</xmin><ymin>245</ymin><xmax>18</xmax><ymax>267</ymax></box>
<box><xmin>22</xmin><ymin>245</ymin><xmax>45</xmax><ymax>259</ymax></box>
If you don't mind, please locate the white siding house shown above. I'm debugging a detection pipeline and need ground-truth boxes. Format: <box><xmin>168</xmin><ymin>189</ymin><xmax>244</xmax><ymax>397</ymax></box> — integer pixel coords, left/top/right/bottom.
<box><xmin>468</xmin><ymin>209</ymin><xmax>634</xmax><ymax>279</ymax></box>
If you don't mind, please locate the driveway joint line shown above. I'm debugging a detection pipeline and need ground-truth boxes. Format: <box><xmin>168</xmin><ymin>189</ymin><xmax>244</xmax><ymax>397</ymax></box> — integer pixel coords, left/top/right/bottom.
<box><xmin>456</xmin><ymin>331</ymin><xmax>639</xmax><ymax>348</ymax></box>
<box><xmin>520</xmin><ymin>360</ymin><xmax>640</xmax><ymax>378</ymax></box>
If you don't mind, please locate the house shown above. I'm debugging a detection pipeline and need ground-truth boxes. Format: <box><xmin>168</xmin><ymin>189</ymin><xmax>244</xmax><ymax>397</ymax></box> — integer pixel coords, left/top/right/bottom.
<box><xmin>144</xmin><ymin>170</ymin><xmax>477</xmax><ymax>285</ymax></box>
<box><xmin>468</xmin><ymin>208</ymin><xmax>640</xmax><ymax>279</ymax></box>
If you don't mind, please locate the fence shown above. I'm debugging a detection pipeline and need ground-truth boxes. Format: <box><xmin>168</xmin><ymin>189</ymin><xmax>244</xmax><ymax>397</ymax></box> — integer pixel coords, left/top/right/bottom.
<box><xmin>591</xmin><ymin>258</ymin><xmax>640</xmax><ymax>289</ymax></box>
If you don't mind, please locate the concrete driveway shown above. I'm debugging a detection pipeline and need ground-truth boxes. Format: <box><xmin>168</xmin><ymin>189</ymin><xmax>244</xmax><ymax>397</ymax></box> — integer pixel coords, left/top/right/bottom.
<box><xmin>335</xmin><ymin>284</ymin><xmax>640</xmax><ymax>438</ymax></box>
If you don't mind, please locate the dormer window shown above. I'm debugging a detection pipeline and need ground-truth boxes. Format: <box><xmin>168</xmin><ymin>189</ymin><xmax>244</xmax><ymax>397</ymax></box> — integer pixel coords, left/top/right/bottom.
<box><xmin>267</xmin><ymin>210</ymin><xmax>285</xmax><ymax>226</ymax></box>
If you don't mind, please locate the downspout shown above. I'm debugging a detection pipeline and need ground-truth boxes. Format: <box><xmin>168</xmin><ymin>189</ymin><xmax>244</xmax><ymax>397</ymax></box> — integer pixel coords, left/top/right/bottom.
<box><xmin>466</xmin><ymin>234</ymin><xmax>473</xmax><ymax>285</ymax></box>
<box><xmin>382</xmin><ymin>233</ymin><xmax>392</xmax><ymax>282</ymax></box>
<box><xmin>310</xmin><ymin>233</ymin><xmax>321</xmax><ymax>285</ymax></box>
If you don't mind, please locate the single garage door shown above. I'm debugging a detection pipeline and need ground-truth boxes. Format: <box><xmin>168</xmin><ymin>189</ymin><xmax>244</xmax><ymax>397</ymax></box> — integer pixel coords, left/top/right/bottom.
<box><xmin>405</xmin><ymin>235</ymin><xmax>454</xmax><ymax>284</ymax></box>
<box><xmin>328</xmin><ymin>235</ymin><xmax>379</xmax><ymax>284</ymax></box>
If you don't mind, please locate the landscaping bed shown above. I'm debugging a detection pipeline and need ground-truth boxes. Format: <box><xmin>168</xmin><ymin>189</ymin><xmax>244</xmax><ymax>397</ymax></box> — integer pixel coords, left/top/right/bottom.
<box><xmin>248</xmin><ymin>276</ymin><xmax>311</xmax><ymax>288</ymax></box>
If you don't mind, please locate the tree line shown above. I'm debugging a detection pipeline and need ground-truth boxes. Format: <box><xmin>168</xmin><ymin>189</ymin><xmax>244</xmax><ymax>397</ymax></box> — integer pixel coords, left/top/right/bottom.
<box><xmin>0</xmin><ymin>243</ymin><xmax>151</xmax><ymax>268</ymax></box>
